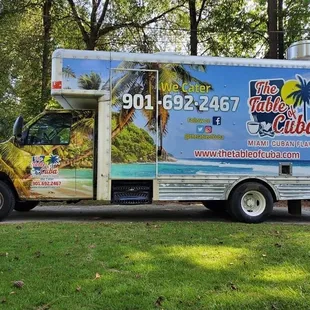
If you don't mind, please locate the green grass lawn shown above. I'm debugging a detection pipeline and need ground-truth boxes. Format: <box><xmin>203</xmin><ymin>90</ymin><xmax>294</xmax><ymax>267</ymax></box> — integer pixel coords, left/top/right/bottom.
<box><xmin>1</xmin><ymin>222</ymin><xmax>310</xmax><ymax>310</ymax></box>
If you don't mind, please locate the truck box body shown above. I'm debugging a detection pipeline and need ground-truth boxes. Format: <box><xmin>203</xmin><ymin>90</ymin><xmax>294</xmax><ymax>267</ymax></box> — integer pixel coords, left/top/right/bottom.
<box><xmin>51</xmin><ymin>49</ymin><xmax>310</xmax><ymax>202</ymax></box>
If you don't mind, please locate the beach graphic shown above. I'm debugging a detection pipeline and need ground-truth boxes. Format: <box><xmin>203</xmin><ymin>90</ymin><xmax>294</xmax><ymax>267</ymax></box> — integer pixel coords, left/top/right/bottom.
<box><xmin>110</xmin><ymin>159</ymin><xmax>310</xmax><ymax>178</ymax></box>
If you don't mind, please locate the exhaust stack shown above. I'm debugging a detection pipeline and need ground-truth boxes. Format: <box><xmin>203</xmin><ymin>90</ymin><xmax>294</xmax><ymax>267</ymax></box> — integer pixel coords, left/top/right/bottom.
<box><xmin>286</xmin><ymin>40</ymin><xmax>310</xmax><ymax>60</ymax></box>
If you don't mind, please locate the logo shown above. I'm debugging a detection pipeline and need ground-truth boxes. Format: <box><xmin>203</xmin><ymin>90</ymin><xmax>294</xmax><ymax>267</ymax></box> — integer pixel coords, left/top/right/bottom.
<box><xmin>212</xmin><ymin>116</ymin><xmax>221</xmax><ymax>126</ymax></box>
<box><xmin>31</xmin><ymin>154</ymin><xmax>61</xmax><ymax>176</ymax></box>
<box><xmin>196</xmin><ymin>125</ymin><xmax>212</xmax><ymax>134</ymax></box>
<box><xmin>196</xmin><ymin>125</ymin><xmax>205</xmax><ymax>133</ymax></box>
<box><xmin>204</xmin><ymin>126</ymin><xmax>212</xmax><ymax>133</ymax></box>
<box><xmin>247</xmin><ymin>75</ymin><xmax>310</xmax><ymax>137</ymax></box>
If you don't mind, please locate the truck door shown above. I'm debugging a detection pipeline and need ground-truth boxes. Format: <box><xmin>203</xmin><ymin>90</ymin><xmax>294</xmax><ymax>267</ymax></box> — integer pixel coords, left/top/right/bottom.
<box><xmin>110</xmin><ymin>68</ymin><xmax>159</xmax><ymax>179</ymax></box>
<box><xmin>24</xmin><ymin>111</ymin><xmax>94</xmax><ymax>199</ymax></box>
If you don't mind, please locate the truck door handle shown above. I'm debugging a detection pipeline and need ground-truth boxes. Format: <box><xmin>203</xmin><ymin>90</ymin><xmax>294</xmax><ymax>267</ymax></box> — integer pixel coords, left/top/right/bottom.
<box><xmin>157</xmin><ymin>115</ymin><xmax>163</xmax><ymax>157</ymax></box>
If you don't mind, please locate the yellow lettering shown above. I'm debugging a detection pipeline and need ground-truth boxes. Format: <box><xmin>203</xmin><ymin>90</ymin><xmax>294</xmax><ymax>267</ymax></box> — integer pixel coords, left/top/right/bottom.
<box><xmin>188</xmin><ymin>84</ymin><xmax>194</xmax><ymax>92</ymax></box>
<box><xmin>182</xmin><ymin>83</ymin><xmax>188</xmax><ymax>92</ymax></box>
<box><xmin>172</xmin><ymin>84</ymin><xmax>178</xmax><ymax>92</ymax></box>
<box><xmin>161</xmin><ymin>82</ymin><xmax>211</xmax><ymax>93</ymax></box>
<box><xmin>160</xmin><ymin>82</ymin><xmax>172</xmax><ymax>92</ymax></box>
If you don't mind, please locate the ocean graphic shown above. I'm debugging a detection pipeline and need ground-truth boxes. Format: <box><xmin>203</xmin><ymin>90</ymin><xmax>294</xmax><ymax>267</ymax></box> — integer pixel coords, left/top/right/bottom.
<box><xmin>110</xmin><ymin>159</ymin><xmax>310</xmax><ymax>178</ymax></box>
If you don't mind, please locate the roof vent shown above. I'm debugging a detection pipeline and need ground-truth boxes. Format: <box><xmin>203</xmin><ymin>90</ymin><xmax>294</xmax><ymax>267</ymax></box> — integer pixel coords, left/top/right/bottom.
<box><xmin>286</xmin><ymin>40</ymin><xmax>310</xmax><ymax>60</ymax></box>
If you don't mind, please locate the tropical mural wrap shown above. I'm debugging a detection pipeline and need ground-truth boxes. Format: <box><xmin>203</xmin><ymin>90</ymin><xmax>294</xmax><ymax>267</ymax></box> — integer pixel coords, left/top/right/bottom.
<box><xmin>61</xmin><ymin>56</ymin><xmax>310</xmax><ymax>178</ymax></box>
<box><xmin>0</xmin><ymin>111</ymin><xmax>94</xmax><ymax>199</ymax></box>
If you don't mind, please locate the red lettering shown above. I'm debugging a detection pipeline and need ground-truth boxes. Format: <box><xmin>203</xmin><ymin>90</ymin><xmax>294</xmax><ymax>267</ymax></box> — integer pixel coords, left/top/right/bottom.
<box><xmin>249</xmin><ymin>96</ymin><xmax>288</xmax><ymax>113</ymax></box>
<box><xmin>265</xmin><ymin>97</ymin><xmax>273</xmax><ymax>111</ymax></box>
<box><xmin>274</xmin><ymin>96</ymin><xmax>287</xmax><ymax>113</ymax></box>
<box><xmin>249</xmin><ymin>96</ymin><xmax>261</xmax><ymax>113</ymax></box>
<box><xmin>255</xmin><ymin>80</ymin><xmax>279</xmax><ymax>95</ymax></box>
<box><xmin>273</xmin><ymin>114</ymin><xmax>310</xmax><ymax>135</ymax></box>
<box><xmin>295</xmin><ymin>115</ymin><xmax>305</xmax><ymax>134</ymax></box>
<box><xmin>272</xmin><ymin>114</ymin><xmax>285</xmax><ymax>133</ymax></box>
<box><xmin>40</xmin><ymin>169</ymin><xmax>58</xmax><ymax>175</ymax></box>
<box><xmin>32</xmin><ymin>162</ymin><xmax>45</xmax><ymax>168</ymax></box>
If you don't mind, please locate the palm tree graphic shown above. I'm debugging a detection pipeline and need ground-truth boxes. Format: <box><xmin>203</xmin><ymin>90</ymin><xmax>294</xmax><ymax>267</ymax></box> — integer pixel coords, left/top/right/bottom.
<box><xmin>78</xmin><ymin>72</ymin><xmax>102</xmax><ymax>90</ymax></box>
<box><xmin>62</xmin><ymin>66</ymin><xmax>76</xmax><ymax>79</ymax></box>
<box><xmin>62</xmin><ymin>66</ymin><xmax>76</xmax><ymax>90</ymax></box>
<box><xmin>64</xmin><ymin>61</ymin><xmax>212</xmax><ymax>140</ymax></box>
<box><xmin>110</xmin><ymin>62</ymin><xmax>212</xmax><ymax>138</ymax></box>
<box><xmin>287</xmin><ymin>75</ymin><xmax>310</xmax><ymax>121</ymax></box>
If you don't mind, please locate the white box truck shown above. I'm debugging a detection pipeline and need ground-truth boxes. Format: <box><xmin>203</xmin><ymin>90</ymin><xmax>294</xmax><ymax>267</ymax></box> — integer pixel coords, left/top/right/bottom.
<box><xmin>0</xmin><ymin>40</ymin><xmax>309</xmax><ymax>223</ymax></box>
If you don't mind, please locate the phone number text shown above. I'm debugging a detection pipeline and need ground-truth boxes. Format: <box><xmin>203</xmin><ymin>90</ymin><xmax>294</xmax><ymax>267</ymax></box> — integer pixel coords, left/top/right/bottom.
<box><xmin>122</xmin><ymin>94</ymin><xmax>240</xmax><ymax>112</ymax></box>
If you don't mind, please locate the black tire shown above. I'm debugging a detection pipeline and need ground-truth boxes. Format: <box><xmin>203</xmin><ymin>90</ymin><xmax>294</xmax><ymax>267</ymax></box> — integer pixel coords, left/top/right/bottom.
<box><xmin>202</xmin><ymin>200</ymin><xmax>227</xmax><ymax>213</ymax></box>
<box><xmin>14</xmin><ymin>201</ymin><xmax>39</xmax><ymax>212</ymax></box>
<box><xmin>0</xmin><ymin>181</ymin><xmax>16</xmax><ymax>221</ymax></box>
<box><xmin>228</xmin><ymin>182</ymin><xmax>273</xmax><ymax>223</ymax></box>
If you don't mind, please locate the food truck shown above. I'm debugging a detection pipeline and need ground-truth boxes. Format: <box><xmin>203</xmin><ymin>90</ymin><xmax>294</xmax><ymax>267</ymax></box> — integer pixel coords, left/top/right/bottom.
<box><xmin>0</xmin><ymin>40</ymin><xmax>309</xmax><ymax>223</ymax></box>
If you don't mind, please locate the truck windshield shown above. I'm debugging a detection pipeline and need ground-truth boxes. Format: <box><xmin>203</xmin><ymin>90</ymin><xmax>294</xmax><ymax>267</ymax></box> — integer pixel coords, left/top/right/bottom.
<box><xmin>25</xmin><ymin>113</ymin><xmax>72</xmax><ymax>145</ymax></box>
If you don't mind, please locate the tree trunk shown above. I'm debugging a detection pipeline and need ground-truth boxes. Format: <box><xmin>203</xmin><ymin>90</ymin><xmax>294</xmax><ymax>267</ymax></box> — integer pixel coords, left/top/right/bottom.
<box><xmin>278</xmin><ymin>0</ymin><xmax>284</xmax><ymax>59</ymax></box>
<box><xmin>41</xmin><ymin>0</ymin><xmax>52</xmax><ymax>104</ymax></box>
<box><xmin>86</xmin><ymin>30</ymin><xmax>98</xmax><ymax>50</ymax></box>
<box><xmin>189</xmin><ymin>0</ymin><xmax>198</xmax><ymax>55</ymax></box>
<box><xmin>267</xmin><ymin>0</ymin><xmax>278</xmax><ymax>59</ymax></box>
<box><xmin>111</xmin><ymin>108</ymin><xmax>135</xmax><ymax>138</ymax></box>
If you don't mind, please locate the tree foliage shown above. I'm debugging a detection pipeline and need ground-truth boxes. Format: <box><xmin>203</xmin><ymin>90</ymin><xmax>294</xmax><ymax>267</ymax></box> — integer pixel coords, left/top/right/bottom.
<box><xmin>111</xmin><ymin>115</ymin><xmax>156</xmax><ymax>163</ymax></box>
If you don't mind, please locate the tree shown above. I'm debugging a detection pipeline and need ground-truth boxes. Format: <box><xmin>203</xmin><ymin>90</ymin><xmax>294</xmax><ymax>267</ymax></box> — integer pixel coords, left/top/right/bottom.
<box><xmin>188</xmin><ymin>0</ymin><xmax>207</xmax><ymax>55</ymax></box>
<box><xmin>278</xmin><ymin>0</ymin><xmax>284</xmax><ymax>59</ymax></box>
<box><xmin>283</xmin><ymin>0</ymin><xmax>310</xmax><ymax>47</ymax></box>
<box><xmin>267</xmin><ymin>0</ymin><xmax>278</xmax><ymax>59</ymax></box>
<box><xmin>41</xmin><ymin>0</ymin><xmax>53</xmax><ymax>104</ymax></box>
<box><xmin>66</xmin><ymin>0</ymin><xmax>184</xmax><ymax>50</ymax></box>
<box><xmin>0</xmin><ymin>0</ymin><xmax>84</xmax><ymax>140</ymax></box>
<box><xmin>172</xmin><ymin>0</ymin><xmax>268</xmax><ymax>57</ymax></box>
<box><xmin>261</xmin><ymin>0</ymin><xmax>309</xmax><ymax>59</ymax></box>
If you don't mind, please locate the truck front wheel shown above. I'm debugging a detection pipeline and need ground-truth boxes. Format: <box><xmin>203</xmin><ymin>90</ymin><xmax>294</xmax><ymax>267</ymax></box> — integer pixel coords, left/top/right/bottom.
<box><xmin>14</xmin><ymin>201</ymin><xmax>39</xmax><ymax>212</ymax></box>
<box><xmin>228</xmin><ymin>182</ymin><xmax>273</xmax><ymax>223</ymax></box>
<box><xmin>0</xmin><ymin>181</ymin><xmax>16</xmax><ymax>221</ymax></box>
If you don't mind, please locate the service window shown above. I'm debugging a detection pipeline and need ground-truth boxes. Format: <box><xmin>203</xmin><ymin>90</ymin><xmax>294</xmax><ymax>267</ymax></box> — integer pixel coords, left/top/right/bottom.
<box><xmin>26</xmin><ymin>113</ymin><xmax>72</xmax><ymax>145</ymax></box>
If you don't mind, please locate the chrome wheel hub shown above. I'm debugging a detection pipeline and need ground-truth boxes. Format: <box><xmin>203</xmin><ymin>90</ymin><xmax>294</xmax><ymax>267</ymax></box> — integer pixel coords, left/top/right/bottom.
<box><xmin>241</xmin><ymin>191</ymin><xmax>266</xmax><ymax>216</ymax></box>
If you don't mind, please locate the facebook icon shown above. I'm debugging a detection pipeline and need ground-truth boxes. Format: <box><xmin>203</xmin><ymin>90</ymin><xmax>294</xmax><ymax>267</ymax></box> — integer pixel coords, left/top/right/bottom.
<box><xmin>212</xmin><ymin>116</ymin><xmax>221</xmax><ymax>126</ymax></box>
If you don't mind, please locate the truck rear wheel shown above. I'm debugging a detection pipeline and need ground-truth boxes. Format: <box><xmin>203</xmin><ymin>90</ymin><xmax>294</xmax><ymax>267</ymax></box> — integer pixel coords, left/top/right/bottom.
<box><xmin>228</xmin><ymin>182</ymin><xmax>273</xmax><ymax>223</ymax></box>
<box><xmin>14</xmin><ymin>201</ymin><xmax>39</xmax><ymax>212</ymax></box>
<box><xmin>0</xmin><ymin>181</ymin><xmax>15</xmax><ymax>221</ymax></box>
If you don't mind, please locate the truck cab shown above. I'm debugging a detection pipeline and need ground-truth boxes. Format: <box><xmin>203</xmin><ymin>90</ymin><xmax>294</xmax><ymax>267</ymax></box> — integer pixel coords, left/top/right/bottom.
<box><xmin>0</xmin><ymin>109</ymin><xmax>95</xmax><ymax>219</ymax></box>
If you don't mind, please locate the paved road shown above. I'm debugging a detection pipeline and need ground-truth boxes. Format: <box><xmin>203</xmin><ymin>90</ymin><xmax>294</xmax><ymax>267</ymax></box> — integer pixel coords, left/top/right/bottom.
<box><xmin>2</xmin><ymin>203</ymin><xmax>310</xmax><ymax>224</ymax></box>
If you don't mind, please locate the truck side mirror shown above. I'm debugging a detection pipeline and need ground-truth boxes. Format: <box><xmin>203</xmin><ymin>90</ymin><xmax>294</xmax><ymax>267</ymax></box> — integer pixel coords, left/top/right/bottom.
<box><xmin>13</xmin><ymin>116</ymin><xmax>24</xmax><ymax>144</ymax></box>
